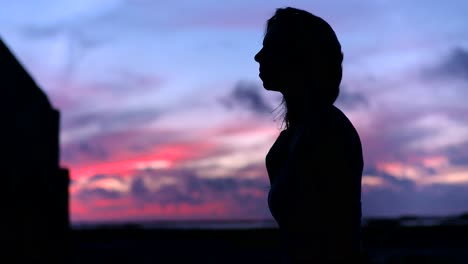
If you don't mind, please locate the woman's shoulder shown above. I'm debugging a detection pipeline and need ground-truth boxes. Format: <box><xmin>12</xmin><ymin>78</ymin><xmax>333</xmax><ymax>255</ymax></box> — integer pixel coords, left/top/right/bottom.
<box><xmin>322</xmin><ymin>105</ymin><xmax>359</xmax><ymax>136</ymax></box>
<box><xmin>301</xmin><ymin>106</ymin><xmax>359</xmax><ymax>146</ymax></box>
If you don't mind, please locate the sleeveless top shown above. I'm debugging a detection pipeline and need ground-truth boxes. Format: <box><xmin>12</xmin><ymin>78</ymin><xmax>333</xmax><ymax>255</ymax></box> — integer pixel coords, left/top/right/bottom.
<box><xmin>266</xmin><ymin>127</ymin><xmax>300</xmax><ymax>226</ymax></box>
<box><xmin>265</xmin><ymin>105</ymin><xmax>363</xmax><ymax>259</ymax></box>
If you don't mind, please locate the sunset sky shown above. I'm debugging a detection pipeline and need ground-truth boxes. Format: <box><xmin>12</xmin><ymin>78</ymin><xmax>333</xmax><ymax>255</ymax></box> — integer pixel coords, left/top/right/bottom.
<box><xmin>2</xmin><ymin>0</ymin><xmax>468</xmax><ymax>224</ymax></box>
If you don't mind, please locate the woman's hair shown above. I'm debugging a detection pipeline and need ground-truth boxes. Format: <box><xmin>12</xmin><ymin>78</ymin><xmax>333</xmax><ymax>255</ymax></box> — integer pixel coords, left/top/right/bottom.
<box><xmin>266</xmin><ymin>7</ymin><xmax>343</xmax><ymax>129</ymax></box>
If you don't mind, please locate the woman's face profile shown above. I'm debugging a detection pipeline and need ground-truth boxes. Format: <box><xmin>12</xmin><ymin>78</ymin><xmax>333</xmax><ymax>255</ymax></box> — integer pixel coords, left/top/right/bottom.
<box><xmin>254</xmin><ymin>24</ymin><xmax>297</xmax><ymax>93</ymax></box>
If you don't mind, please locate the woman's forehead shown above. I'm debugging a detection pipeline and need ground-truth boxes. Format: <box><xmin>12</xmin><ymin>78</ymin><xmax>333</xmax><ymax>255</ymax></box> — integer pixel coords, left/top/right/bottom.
<box><xmin>264</xmin><ymin>25</ymin><xmax>293</xmax><ymax>46</ymax></box>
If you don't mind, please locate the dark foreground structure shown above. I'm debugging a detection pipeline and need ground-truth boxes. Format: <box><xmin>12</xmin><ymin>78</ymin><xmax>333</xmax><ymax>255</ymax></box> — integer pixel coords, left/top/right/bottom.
<box><xmin>70</xmin><ymin>221</ymin><xmax>468</xmax><ymax>264</ymax></box>
<box><xmin>1</xmin><ymin>38</ymin><xmax>70</xmax><ymax>262</ymax></box>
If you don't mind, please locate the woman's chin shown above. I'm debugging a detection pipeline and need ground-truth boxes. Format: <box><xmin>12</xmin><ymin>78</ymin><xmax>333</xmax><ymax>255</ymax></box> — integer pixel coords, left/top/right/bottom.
<box><xmin>262</xmin><ymin>81</ymin><xmax>281</xmax><ymax>92</ymax></box>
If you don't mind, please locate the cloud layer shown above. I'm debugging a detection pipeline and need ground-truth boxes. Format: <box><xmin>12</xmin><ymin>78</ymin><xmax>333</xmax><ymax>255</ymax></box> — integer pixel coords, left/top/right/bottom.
<box><xmin>2</xmin><ymin>0</ymin><xmax>468</xmax><ymax>223</ymax></box>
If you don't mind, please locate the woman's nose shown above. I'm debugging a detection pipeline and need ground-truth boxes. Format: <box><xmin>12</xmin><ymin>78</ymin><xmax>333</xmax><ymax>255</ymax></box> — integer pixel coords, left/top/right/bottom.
<box><xmin>254</xmin><ymin>48</ymin><xmax>263</xmax><ymax>63</ymax></box>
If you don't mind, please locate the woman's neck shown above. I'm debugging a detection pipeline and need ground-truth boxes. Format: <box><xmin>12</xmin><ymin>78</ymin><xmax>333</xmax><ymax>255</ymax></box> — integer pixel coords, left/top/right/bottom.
<box><xmin>288</xmin><ymin>104</ymin><xmax>331</xmax><ymax>133</ymax></box>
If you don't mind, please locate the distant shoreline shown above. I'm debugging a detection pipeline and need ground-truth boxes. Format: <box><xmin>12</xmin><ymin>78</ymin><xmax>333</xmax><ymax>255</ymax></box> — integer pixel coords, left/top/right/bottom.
<box><xmin>72</xmin><ymin>212</ymin><xmax>468</xmax><ymax>230</ymax></box>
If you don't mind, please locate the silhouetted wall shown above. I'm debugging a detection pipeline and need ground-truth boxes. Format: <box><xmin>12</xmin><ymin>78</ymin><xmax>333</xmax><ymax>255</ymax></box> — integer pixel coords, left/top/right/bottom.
<box><xmin>1</xmin><ymin>38</ymin><xmax>69</xmax><ymax>262</ymax></box>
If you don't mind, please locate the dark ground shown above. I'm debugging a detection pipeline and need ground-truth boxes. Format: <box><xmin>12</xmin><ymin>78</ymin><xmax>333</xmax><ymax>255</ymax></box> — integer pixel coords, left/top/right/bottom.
<box><xmin>69</xmin><ymin>223</ymin><xmax>468</xmax><ymax>264</ymax></box>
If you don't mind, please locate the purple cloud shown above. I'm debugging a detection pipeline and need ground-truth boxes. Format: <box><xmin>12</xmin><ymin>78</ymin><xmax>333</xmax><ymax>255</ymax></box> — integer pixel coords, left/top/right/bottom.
<box><xmin>335</xmin><ymin>87</ymin><xmax>369</xmax><ymax>110</ymax></box>
<box><xmin>62</xmin><ymin>107</ymin><xmax>162</xmax><ymax>131</ymax></box>
<box><xmin>75</xmin><ymin>187</ymin><xmax>123</xmax><ymax>201</ymax></box>
<box><xmin>72</xmin><ymin>164</ymin><xmax>272</xmax><ymax>220</ymax></box>
<box><xmin>445</xmin><ymin>142</ymin><xmax>468</xmax><ymax>166</ymax></box>
<box><xmin>362</xmin><ymin>164</ymin><xmax>468</xmax><ymax>217</ymax></box>
<box><xmin>61</xmin><ymin>127</ymin><xmax>183</xmax><ymax>165</ymax></box>
<box><xmin>431</xmin><ymin>47</ymin><xmax>468</xmax><ymax>81</ymax></box>
<box><xmin>218</xmin><ymin>81</ymin><xmax>274</xmax><ymax>116</ymax></box>
<box><xmin>363</xmin><ymin>182</ymin><xmax>468</xmax><ymax>217</ymax></box>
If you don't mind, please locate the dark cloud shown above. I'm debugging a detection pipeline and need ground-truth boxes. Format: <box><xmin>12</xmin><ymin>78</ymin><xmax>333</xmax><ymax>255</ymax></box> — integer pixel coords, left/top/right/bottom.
<box><xmin>438</xmin><ymin>47</ymin><xmax>468</xmax><ymax>81</ymax></box>
<box><xmin>364</xmin><ymin>167</ymin><xmax>416</xmax><ymax>191</ymax></box>
<box><xmin>335</xmin><ymin>87</ymin><xmax>369</xmax><ymax>110</ymax></box>
<box><xmin>73</xmin><ymin>174</ymin><xmax>127</xmax><ymax>202</ymax></box>
<box><xmin>358</xmin><ymin>110</ymin><xmax>432</xmax><ymax>165</ymax></box>
<box><xmin>61</xmin><ymin>128</ymin><xmax>181</xmax><ymax>164</ymax></box>
<box><xmin>201</xmin><ymin>178</ymin><xmax>239</xmax><ymax>192</ymax></box>
<box><xmin>218</xmin><ymin>81</ymin><xmax>273</xmax><ymax>115</ymax></box>
<box><xmin>362</xmin><ymin>167</ymin><xmax>468</xmax><ymax>217</ymax></box>
<box><xmin>87</xmin><ymin>174</ymin><xmax>123</xmax><ymax>183</ymax></box>
<box><xmin>130</xmin><ymin>177</ymin><xmax>150</xmax><ymax>196</ymax></box>
<box><xmin>425</xmin><ymin>47</ymin><xmax>468</xmax><ymax>82</ymax></box>
<box><xmin>130</xmin><ymin>177</ymin><xmax>195</xmax><ymax>205</ymax></box>
<box><xmin>129</xmin><ymin>168</ymin><xmax>269</xmax><ymax>205</ymax></box>
<box><xmin>75</xmin><ymin>187</ymin><xmax>123</xmax><ymax>201</ymax></box>
<box><xmin>73</xmin><ymin>159</ymin><xmax>468</xmax><ymax>220</ymax></box>
<box><xmin>73</xmin><ymin>165</ymin><xmax>272</xmax><ymax>219</ymax></box>
<box><xmin>62</xmin><ymin>140</ymin><xmax>110</xmax><ymax>163</ymax></box>
<box><xmin>445</xmin><ymin>142</ymin><xmax>468</xmax><ymax>166</ymax></box>
<box><xmin>62</xmin><ymin>107</ymin><xmax>161</xmax><ymax>131</ymax></box>
<box><xmin>363</xmin><ymin>183</ymin><xmax>468</xmax><ymax>217</ymax></box>
<box><xmin>175</xmin><ymin>175</ymin><xmax>271</xmax><ymax>218</ymax></box>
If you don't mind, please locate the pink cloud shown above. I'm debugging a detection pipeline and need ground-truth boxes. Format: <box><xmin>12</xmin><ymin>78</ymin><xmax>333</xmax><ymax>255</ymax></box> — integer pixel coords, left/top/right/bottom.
<box><xmin>67</xmin><ymin>140</ymin><xmax>219</xmax><ymax>180</ymax></box>
<box><xmin>69</xmin><ymin>162</ymin><xmax>271</xmax><ymax>223</ymax></box>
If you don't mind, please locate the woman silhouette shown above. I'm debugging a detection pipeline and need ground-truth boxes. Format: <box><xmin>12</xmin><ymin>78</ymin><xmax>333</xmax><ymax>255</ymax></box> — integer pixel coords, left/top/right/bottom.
<box><xmin>255</xmin><ymin>7</ymin><xmax>364</xmax><ymax>263</ymax></box>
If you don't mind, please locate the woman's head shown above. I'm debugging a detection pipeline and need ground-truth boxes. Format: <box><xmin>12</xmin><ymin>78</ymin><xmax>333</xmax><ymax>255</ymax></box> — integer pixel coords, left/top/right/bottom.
<box><xmin>254</xmin><ymin>7</ymin><xmax>343</xmax><ymax>127</ymax></box>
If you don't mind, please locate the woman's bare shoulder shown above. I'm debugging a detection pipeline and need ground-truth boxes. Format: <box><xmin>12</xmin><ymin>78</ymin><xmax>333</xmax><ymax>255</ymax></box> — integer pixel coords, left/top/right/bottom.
<box><xmin>299</xmin><ymin>106</ymin><xmax>356</xmax><ymax>149</ymax></box>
